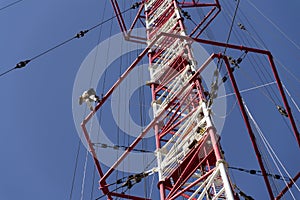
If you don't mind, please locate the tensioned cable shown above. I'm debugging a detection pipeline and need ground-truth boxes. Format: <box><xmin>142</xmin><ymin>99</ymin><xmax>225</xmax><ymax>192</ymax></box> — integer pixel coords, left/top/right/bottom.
<box><xmin>81</xmin><ymin>105</ymin><xmax>98</xmax><ymax>199</ymax></box>
<box><xmin>88</xmin><ymin>1</ymin><xmax>109</xmax><ymax>199</ymax></box>
<box><xmin>0</xmin><ymin>0</ymin><xmax>23</xmax><ymax>12</ymax></box>
<box><xmin>282</xmin><ymin>83</ymin><xmax>300</xmax><ymax>113</ymax></box>
<box><xmin>80</xmin><ymin>149</ymin><xmax>89</xmax><ymax>200</ymax></box>
<box><xmin>236</xmin><ymin>8</ymin><xmax>300</xmax><ymax>85</ymax></box>
<box><xmin>238</xmin><ymin>6</ymin><xmax>268</xmax><ymax>49</ymax></box>
<box><xmin>194</xmin><ymin>7</ymin><xmax>221</xmax><ymax>58</ymax></box>
<box><xmin>237</xmin><ymin>60</ymin><xmax>277</xmax><ymax>105</ymax></box>
<box><xmin>136</xmin><ymin>40</ymin><xmax>149</xmax><ymax>197</ymax></box>
<box><xmin>222</xmin><ymin>1</ymin><xmax>282</xmax><ymax>99</ymax></box>
<box><xmin>217</xmin><ymin>0</ymin><xmax>240</xmax><ymax>71</ymax></box>
<box><xmin>227</xmin><ymin>15</ymin><xmax>285</xmax><ymax>185</ymax></box>
<box><xmin>212</xmin><ymin>99</ymin><xmax>237</xmax><ymax>119</ymax></box>
<box><xmin>234</xmin><ymin>11</ymin><xmax>300</xmax><ymax>135</ymax></box>
<box><xmin>207</xmin><ymin>0</ymin><xmax>242</xmax><ymax>106</ymax></box>
<box><xmin>244</xmin><ymin>100</ymin><xmax>300</xmax><ymax>198</ymax></box>
<box><xmin>246</xmin><ymin>0</ymin><xmax>300</xmax><ymax>51</ymax></box>
<box><xmin>69</xmin><ymin>140</ymin><xmax>82</xmax><ymax>200</ymax></box>
<box><xmin>116</xmin><ymin>3</ymin><xmax>125</xmax><ymax>193</ymax></box>
<box><xmin>93</xmin><ymin>143</ymin><xmax>153</xmax><ymax>153</ymax></box>
<box><xmin>149</xmin><ymin>172</ymin><xmax>155</xmax><ymax>199</ymax></box>
<box><xmin>238</xmin><ymin>26</ymin><xmax>282</xmax><ymax>105</ymax></box>
<box><xmin>90</xmin><ymin>166</ymin><xmax>96</xmax><ymax>200</ymax></box>
<box><xmin>243</xmin><ymin>100</ymin><xmax>281</xmax><ymax>196</ymax></box>
<box><xmin>94</xmin><ymin>163</ymin><xmax>156</xmax><ymax>200</ymax></box>
<box><xmin>221</xmin><ymin>3</ymin><xmax>281</xmax><ymax>107</ymax></box>
<box><xmin>220</xmin><ymin>2</ymin><xmax>243</xmax><ymax>46</ymax></box>
<box><xmin>240</xmin><ymin>25</ymin><xmax>300</xmax><ymax>84</ymax></box>
<box><xmin>229</xmin><ymin>166</ymin><xmax>290</xmax><ymax>181</ymax></box>
<box><xmin>228</xmin><ymin>9</ymin><xmax>300</xmax><ymax>139</ymax></box>
<box><xmin>246</xmin><ymin>56</ymin><xmax>281</xmax><ymax>104</ymax></box>
<box><xmin>217</xmin><ymin>81</ymin><xmax>276</xmax><ymax>99</ymax></box>
<box><xmin>232</xmin><ymin>14</ymin><xmax>298</xmax><ymax>122</ymax></box>
<box><xmin>238</xmin><ymin>60</ymin><xmax>292</xmax><ymax>190</ymax></box>
<box><xmin>231</xmin><ymin>13</ymin><xmax>285</xmax><ymax>106</ymax></box>
<box><xmin>0</xmin><ymin>4</ymin><xmax>138</xmax><ymax>78</ymax></box>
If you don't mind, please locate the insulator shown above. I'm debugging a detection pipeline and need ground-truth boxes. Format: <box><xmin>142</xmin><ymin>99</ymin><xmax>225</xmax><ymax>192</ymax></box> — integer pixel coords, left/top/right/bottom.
<box><xmin>276</xmin><ymin>105</ymin><xmax>288</xmax><ymax>117</ymax></box>
<box><xmin>122</xmin><ymin>179</ymin><xmax>133</xmax><ymax>189</ymax></box>
<box><xmin>116</xmin><ymin>179</ymin><xmax>123</xmax><ymax>184</ymax></box>
<box><xmin>133</xmin><ymin>174</ymin><xmax>142</xmax><ymax>183</ymax></box>
<box><xmin>131</xmin><ymin>2</ymin><xmax>140</xmax><ymax>9</ymax></box>
<box><xmin>188</xmin><ymin>139</ymin><xmax>197</xmax><ymax>149</ymax></box>
<box><xmin>15</xmin><ymin>60</ymin><xmax>30</xmax><ymax>69</ymax></box>
<box><xmin>222</xmin><ymin>76</ymin><xmax>227</xmax><ymax>83</ymax></box>
<box><xmin>236</xmin><ymin>57</ymin><xmax>243</xmax><ymax>64</ymax></box>
<box><xmin>238</xmin><ymin>23</ymin><xmax>246</xmax><ymax>30</ymax></box>
<box><xmin>75</xmin><ymin>30</ymin><xmax>88</xmax><ymax>38</ymax></box>
<box><xmin>273</xmin><ymin>174</ymin><xmax>281</xmax><ymax>179</ymax></box>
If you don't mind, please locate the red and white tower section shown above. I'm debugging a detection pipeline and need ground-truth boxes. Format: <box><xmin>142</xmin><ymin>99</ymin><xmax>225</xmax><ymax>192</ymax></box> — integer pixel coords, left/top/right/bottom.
<box><xmin>145</xmin><ymin>0</ymin><xmax>234</xmax><ymax>199</ymax></box>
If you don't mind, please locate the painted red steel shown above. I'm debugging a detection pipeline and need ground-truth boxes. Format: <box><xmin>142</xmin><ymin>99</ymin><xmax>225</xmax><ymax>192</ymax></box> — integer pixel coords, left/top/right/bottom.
<box><xmin>220</xmin><ymin>54</ymin><xmax>275</xmax><ymax>199</ymax></box>
<box><xmin>275</xmin><ymin>172</ymin><xmax>300</xmax><ymax>200</ymax></box>
<box><xmin>80</xmin><ymin>32</ymin><xmax>216</xmax><ymax>199</ymax></box>
<box><xmin>80</xmin><ymin>1</ymin><xmax>299</xmax><ymax>199</ymax></box>
<box><xmin>160</xmin><ymin>32</ymin><xmax>300</xmax><ymax>147</ymax></box>
<box><xmin>110</xmin><ymin>0</ymin><xmax>147</xmax><ymax>43</ymax></box>
<box><xmin>145</xmin><ymin>1</ymin><xmax>234</xmax><ymax>199</ymax></box>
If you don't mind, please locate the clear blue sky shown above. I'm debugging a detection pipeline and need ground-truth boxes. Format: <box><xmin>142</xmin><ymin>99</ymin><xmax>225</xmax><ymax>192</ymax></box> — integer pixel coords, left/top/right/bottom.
<box><xmin>0</xmin><ymin>0</ymin><xmax>299</xmax><ymax>200</ymax></box>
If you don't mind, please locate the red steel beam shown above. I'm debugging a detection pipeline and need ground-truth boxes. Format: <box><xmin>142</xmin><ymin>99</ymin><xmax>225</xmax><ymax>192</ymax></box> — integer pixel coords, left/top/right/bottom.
<box><xmin>220</xmin><ymin>54</ymin><xmax>275</xmax><ymax>199</ymax></box>
<box><xmin>111</xmin><ymin>0</ymin><xmax>147</xmax><ymax>42</ymax></box>
<box><xmin>166</xmin><ymin>136</ymin><xmax>215</xmax><ymax>199</ymax></box>
<box><xmin>195</xmin><ymin>8</ymin><xmax>221</xmax><ymax>38</ymax></box>
<box><xmin>99</xmin><ymin>64</ymin><xmax>206</xmax><ymax>185</ymax></box>
<box><xmin>275</xmin><ymin>171</ymin><xmax>300</xmax><ymax>200</ymax></box>
<box><xmin>168</xmin><ymin>166</ymin><xmax>216</xmax><ymax>200</ymax></box>
<box><xmin>160</xmin><ymin>32</ymin><xmax>300</xmax><ymax>147</ymax></box>
<box><xmin>80</xmin><ymin>34</ymin><xmax>161</xmax><ymax>198</ymax></box>
<box><xmin>81</xmin><ymin>124</ymin><xmax>112</xmax><ymax>199</ymax></box>
<box><xmin>128</xmin><ymin>2</ymin><xmax>145</xmax><ymax>34</ymax></box>
<box><xmin>84</xmin><ymin>1</ymin><xmax>299</xmax><ymax>196</ymax></box>
<box><xmin>110</xmin><ymin>0</ymin><xmax>126</xmax><ymax>34</ymax></box>
<box><xmin>266</xmin><ymin>54</ymin><xmax>300</xmax><ymax>147</ymax></box>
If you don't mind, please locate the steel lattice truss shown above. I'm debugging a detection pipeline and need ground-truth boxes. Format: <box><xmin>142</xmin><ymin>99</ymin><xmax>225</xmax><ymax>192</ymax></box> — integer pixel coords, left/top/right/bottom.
<box><xmin>80</xmin><ymin>0</ymin><xmax>300</xmax><ymax>199</ymax></box>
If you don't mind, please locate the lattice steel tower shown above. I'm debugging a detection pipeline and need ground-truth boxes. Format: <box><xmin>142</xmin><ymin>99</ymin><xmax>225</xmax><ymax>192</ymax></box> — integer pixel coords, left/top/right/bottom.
<box><xmin>80</xmin><ymin>0</ymin><xmax>299</xmax><ymax>199</ymax></box>
<box><xmin>143</xmin><ymin>0</ymin><xmax>234</xmax><ymax>199</ymax></box>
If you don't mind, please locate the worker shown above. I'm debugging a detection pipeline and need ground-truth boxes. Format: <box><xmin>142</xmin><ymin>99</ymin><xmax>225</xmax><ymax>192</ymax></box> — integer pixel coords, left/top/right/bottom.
<box><xmin>79</xmin><ymin>88</ymin><xmax>100</xmax><ymax>111</ymax></box>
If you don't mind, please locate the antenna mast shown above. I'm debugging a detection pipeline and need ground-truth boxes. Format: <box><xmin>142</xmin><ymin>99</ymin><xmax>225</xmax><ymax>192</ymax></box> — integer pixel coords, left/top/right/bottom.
<box><xmin>79</xmin><ymin>0</ymin><xmax>300</xmax><ymax>199</ymax></box>
<box><xmin>144</xmin><ymin>0</ymin><xmax>234</xmax><ymax>199</ymax></box>
<box><xmin>109</xmin><ymin>0</ymin><xmax>236</xmax><ymax>199</ymax></box>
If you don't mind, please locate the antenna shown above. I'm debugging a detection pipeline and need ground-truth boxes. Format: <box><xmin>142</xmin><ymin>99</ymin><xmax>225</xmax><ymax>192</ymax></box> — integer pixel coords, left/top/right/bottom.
<box><xmin>80</xmin><ymin>1</ymin><xmax>299</xmax><ymax>199</ymax></box>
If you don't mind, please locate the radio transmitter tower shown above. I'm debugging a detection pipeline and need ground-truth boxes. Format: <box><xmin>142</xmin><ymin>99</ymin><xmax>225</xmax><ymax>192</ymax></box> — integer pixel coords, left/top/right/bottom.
<box><xmin>80</xmin><ymin>0</ymin><xmax>300</xmax><ymax>199</ymax></box>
